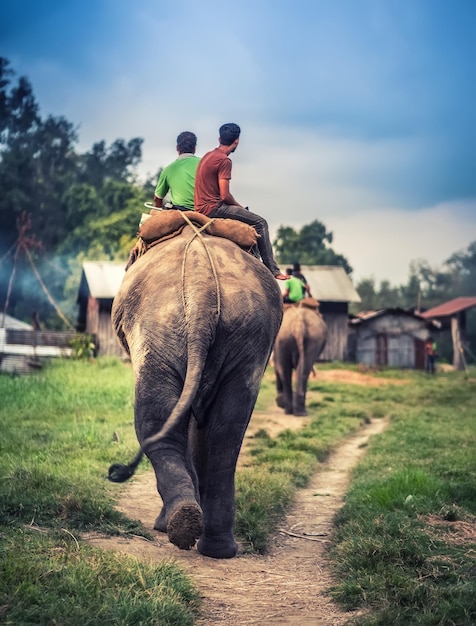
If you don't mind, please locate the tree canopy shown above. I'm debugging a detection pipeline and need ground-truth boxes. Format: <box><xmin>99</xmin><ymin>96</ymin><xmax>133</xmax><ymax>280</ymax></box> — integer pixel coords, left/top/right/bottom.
<box><xmin>273</xmin><ymin>220</ymin><xmax>352</xmax><ymax>273</ymax></box>
<box><xmin>0</xmin><ymin>57</ymin><xmax>148</xmax><ymax>328</ymax></box>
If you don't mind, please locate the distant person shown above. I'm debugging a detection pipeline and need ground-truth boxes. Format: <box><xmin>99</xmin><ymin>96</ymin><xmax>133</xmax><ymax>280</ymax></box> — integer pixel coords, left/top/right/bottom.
<box><xmin>282</xmin><ymin>268</ymin><xmax>306</xmax><ymax>303</ymax></box>
<box><xmin>194</xmin><ymin>123</ymin><xmax>287</xmax><ymax>280</ymax></box>
<box><xmin>152</xmin><ymin>131</ymin><xmax>200</xmax><ymax>212</ymax></box>
<box><xmin>425</xmin><ymin>336</ymin><xmax>437</xmax><ymax>374</ymax></box>
<box><xmin>293</xmin><ymin>261</ymin><xmax>311</xmax><ymax>298</ymax></box>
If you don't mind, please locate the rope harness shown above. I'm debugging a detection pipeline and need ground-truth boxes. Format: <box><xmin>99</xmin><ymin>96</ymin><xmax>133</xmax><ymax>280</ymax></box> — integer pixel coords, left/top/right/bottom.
<box><xmin>179</xmin><ymin>212</ymin><xmax>221</xmax><ymax>318</ymax></box>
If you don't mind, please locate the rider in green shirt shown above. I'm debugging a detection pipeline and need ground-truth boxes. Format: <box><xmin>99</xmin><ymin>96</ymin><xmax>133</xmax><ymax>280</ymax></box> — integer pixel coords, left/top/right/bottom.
<box><xmin>153</xmin><ymin>131</ymin><xmax>200</xmax><ymax>211</ymax></box>
<box><xmin>283</xmin><ymin>268</ymin><xmax>306</xmax><ymax>303</ymax></box>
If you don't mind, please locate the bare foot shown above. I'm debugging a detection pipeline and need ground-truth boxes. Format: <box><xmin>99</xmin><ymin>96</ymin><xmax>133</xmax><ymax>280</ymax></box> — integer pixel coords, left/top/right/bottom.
<box><xmin>275</xmin><ymin>273</ymin><xmax>288</xmax><ymax>280</ymax></box>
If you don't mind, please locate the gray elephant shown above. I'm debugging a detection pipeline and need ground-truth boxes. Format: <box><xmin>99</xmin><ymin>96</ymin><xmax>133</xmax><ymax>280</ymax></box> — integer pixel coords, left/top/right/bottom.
<box><xmin>274</xmin><ymin>304</ymin><xmax>327</xmax><ymax>416</ymax></box>
<box><xmin>108</xmin><ymin>221</ymin><xmax>283</xmax><ymax>558</ymax></box>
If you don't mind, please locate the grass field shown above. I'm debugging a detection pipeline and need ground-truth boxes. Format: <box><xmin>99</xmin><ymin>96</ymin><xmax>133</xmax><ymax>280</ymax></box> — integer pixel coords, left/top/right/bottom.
<box><xmin>325</xmin><ymin>366</ymin><xmax>476</xmax><ymax>625</ymax></box>
<box><xmin>0</xmin><ymin>358</ymin><xmax>475</xmax><ymax>625</ymax></box>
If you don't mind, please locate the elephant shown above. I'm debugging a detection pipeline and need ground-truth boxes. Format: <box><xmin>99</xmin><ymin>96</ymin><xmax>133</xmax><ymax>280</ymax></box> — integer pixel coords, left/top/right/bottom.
<box><xmin>108</xmin><ymin>220</ymin><xmax>283</xmax><ymax>559</ymax></box>
<box><xmin>274</xmin><ymin>304</ymin><xmax>327</xmax><ymax>416</ymax></box>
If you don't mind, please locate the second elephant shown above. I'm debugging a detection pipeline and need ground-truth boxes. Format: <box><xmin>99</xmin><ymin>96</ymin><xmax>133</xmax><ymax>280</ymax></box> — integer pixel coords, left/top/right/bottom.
<box><xmin>274</xmin><ymin>305</ymin><xmax>327</xmax><ymax>416</ymax></box>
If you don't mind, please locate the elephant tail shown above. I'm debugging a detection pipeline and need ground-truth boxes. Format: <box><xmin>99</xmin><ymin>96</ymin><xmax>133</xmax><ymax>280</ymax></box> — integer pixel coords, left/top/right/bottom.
<box><xmin>134</xmin><ymin>232</ymin><xmax>221</xmax><ymax>454</ymax></box>
<box><xmin>294</xmin><ymin>311</ymin><xmax>307</xmax><ymax>364</ymax></box>
<box><xmin>141</xmin><ymin>337</ymin><xmax>212</xmax><ymax>450</ymax></box>
<box><xmin>107</xmin><ymin>448</ymin><xmax>144</xmax><ymax>482</ymax></box>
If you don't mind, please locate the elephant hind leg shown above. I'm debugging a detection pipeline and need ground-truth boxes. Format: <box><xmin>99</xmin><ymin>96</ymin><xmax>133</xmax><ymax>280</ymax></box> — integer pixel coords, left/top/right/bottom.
<box><xmin>148</xmin><ymin>447</ymin><xmax>202</xmax><ymax>550</ymax></box>
<box><xmin>167</xmin><ymin>501</ymin><xmax>203</xmax><ymax>550</ymax></box>
<box><xmin>198</xmin><ymin>532</ymin><xmax>237</xmax><ymax>559</ymax></box>
<box><xmin>154</xmin><ymin>506</ymin><xmax>167</xmax><ymax>532</ymax></box>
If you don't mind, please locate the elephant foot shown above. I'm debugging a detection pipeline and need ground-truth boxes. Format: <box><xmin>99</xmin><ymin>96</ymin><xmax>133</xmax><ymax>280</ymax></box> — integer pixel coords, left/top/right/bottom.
<box><xmin>154</xmin><ymin>507</ymin><xmax>167</xmax><ymax>533</ymax></box>
<box><xmin>276</xmin><ymin>394</ymin><xmax>285</xmax><ymax>409</ymax></box>
<box><xmin>167</xmin><ymin>502</ymin><xmax>203</xmax><ymax>550</ymax></box>
<box><xmin>284</xmin><ymin>407</ymin><xmax>293</xmax><ymax>415</ymax></box>
<box><xmin>197</xmin><ymin>533</ymin><xmax>238</xmax><ymax>559</ymax></box>
<box><xmin>293</xmin><ymin>408</ymin><xmax>308</xmax><ymax>417</ymax></box>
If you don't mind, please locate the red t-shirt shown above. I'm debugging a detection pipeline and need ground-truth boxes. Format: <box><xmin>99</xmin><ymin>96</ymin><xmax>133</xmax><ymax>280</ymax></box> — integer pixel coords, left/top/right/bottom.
<box><xmin>194</xmin><ymin>148</ymin><xmax>232</xmax><ymax>216</ymax></box>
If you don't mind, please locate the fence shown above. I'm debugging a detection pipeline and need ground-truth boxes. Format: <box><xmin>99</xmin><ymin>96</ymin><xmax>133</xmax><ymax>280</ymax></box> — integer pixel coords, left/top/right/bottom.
<box><xmin>0</xmin><ymin>329</ymin><xmax>91</xmax><ymax>374</ymax></box>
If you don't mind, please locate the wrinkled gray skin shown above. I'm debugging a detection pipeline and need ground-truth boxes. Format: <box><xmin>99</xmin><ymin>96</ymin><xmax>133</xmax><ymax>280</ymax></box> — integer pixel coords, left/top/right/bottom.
<box><xmin>110</xmin><ymin>225</ymin><xmax>283</xmax><ymax>558</ymax></box>
<box><xmin>274</xmin><ymin>306</ymin><xmax>327</xmax><ymax>416</ymax></box>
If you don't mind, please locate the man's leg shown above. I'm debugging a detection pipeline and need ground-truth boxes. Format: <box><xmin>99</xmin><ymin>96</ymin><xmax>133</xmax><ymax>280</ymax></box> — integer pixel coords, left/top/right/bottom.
<box><xmin>211</xmin><ymin>204</ymin><xmax>282</xmax><ymax>277</ymax></box>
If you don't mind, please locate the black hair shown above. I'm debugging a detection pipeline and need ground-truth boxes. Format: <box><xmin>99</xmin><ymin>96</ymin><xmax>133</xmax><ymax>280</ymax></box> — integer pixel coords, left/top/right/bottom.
<box><xmin>219</xmin><ymin>123</ymin><xmax>241</xmax><ymax>146</ymax></box>
<box><xmin>286</xmin><ymin>268</ymin><xmax>293</xmax><ymax>275</ymax></box>
<box><xmin>177</xmin><ymin>131</ymin><xmax>197</xmax><ymax>153</ymax></box>
<box><xmin>293</xmin><ymin>261</ymin><xmax>301</xmax><ymax>271</ymax></box>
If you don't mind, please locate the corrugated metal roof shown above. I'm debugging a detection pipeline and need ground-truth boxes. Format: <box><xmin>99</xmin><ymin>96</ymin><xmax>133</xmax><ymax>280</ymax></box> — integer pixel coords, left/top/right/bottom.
<box><xmin>0</xmin><ymin>314</ymin><xmax>33</xmax><ymax>330</ymax></box>
<box><xmin>81</xmin><ymin>262</ymin><xmax>126</xmax><ymax>299</ymax></box>
<box><xmin>80</xmin><ymin>261</ymin><xmax>360</xmax><ymax>303</ymax></box>
<box><xmin>421</xmin><ymin>297</ymin><xmax>476</xmax><ymax>319</ymax></box>
<box><xmin>350</xmin><ymin>308</ymin><xmax>441</xmax><ymax>328</ymax></box>
<box><xmin>279</xmin><ymin>265</ymin><xmax>361</xmax><ymax>303</ymax></box>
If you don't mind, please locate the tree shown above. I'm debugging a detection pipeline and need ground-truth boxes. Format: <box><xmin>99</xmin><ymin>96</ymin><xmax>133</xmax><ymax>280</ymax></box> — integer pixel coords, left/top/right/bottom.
<box><xmin>59</xmin><ymin>181</ymin><xmax>145</xmax><ymax>258</ymax></box>
<box><xmin>445</xmin><ymin>241</ymin><xmax>476</xmax><ymax>295</ymax></box>
<box><xmin>78</xmin><ymin>138</ymin><xmax>143</xmax><ymax>188</ymax></box>
<box><xmin>273</xmin><ymin>219</ymin><xmax>352</xmax><ymax>273</ymax></box>
<box><xmin>0</xmin><ymin>58</ymin><xmax>146</xmax><ymax>327</ymax></box>
<box><xmin>0</xmin><ymin>58</ymin><xmax>79</xmax><ymax>252</ymax></box>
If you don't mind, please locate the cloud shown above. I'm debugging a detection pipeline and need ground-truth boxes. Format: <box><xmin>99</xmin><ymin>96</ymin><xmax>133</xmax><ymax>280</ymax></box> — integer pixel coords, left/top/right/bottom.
<box><xmin>3</xmin><ymin>0</ymin><xmax>475</xmax><ymax>289</ymax></box>
<box><xmin>327</xmin><ymin>200</ymin><xmax>476</xmax><ymax>285</ymax></box>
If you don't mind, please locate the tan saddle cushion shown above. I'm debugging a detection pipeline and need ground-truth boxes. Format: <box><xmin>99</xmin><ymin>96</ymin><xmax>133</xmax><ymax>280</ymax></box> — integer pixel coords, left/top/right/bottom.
<box><xmin>139</xmin><ymin>210</ymin><xmax>258</xmax><ymax>249</ymax></box>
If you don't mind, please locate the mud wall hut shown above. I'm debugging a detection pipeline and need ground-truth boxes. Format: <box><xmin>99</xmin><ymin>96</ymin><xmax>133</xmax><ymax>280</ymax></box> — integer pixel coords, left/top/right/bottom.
<box><xmin>348</xmin><ymin>308</ymin><xmax>441</xmax><ymax>368</ymax></box>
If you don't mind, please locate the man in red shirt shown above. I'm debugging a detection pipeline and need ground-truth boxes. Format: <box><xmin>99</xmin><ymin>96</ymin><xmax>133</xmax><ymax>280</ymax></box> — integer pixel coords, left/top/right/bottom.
<box><xmin>194</xmin><ymin>123</ymin><xmax>287</xmax><ymax>280</ymax></box>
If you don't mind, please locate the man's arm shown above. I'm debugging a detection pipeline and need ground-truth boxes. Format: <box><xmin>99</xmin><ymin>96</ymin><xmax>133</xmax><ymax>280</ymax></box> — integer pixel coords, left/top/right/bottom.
<box><xmin>219</xmin><ymin>178</ymin><xmax>243</xmax><ymax>208</ymax></box>
<box><xmin>153</xmin><ymin>168</ymin><xmax>169</xmax><ymax>209</ymax></box>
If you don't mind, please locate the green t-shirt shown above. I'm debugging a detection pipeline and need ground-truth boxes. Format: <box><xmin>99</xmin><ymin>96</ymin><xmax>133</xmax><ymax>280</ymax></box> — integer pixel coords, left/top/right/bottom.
<box><xmin>155</xmin><ymin>154</ymin><xmax>200</xmax><ymax>210</ymax></box>
<box><xmin>286</xmin><ymin>276</ymin><xmax>305</xmax><ymax>302</ymax></box>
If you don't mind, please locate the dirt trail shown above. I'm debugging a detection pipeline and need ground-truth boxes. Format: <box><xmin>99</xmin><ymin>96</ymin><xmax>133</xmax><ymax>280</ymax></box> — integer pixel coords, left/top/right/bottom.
<box><xmin>86</xmin><ymin>371</ymin><xmax>396</xmax><ymax>625</ymax></box>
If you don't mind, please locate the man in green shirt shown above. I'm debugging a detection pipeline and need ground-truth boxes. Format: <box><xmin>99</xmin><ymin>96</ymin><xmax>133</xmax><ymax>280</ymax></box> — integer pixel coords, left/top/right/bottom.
<box><xmin>153</xmin><ymin>131</ymin><xmax>200</xmax><ymax>211</ymax></box>
<box><xmin>283</xmin><ymin>268</ymin><xmax>306</xmax><ymax>303</ymax></box>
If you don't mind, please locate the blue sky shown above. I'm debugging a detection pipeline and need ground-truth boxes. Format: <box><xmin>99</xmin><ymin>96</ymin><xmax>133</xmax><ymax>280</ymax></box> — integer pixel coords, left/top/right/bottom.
<box><xmin>3</xmin><ymin>0</ymin><xmax>476</xmax><ymax>285</ymax></box>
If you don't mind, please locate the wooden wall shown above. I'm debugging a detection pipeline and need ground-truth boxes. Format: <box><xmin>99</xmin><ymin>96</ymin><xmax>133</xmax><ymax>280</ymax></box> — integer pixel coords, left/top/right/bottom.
<box><xmin>351</xmin><ymin>314</ymin><xmax>430</xmax><ymax>369</ymax></box>
<box><xmin>320</xmin><ymin>312</ymin><xmax>349</xmax><ymax>361</ymax></box>
<box><xmin>84</xmin><ymin>298</ymin><xmax>124</xmax><ymax>357</ymax></box>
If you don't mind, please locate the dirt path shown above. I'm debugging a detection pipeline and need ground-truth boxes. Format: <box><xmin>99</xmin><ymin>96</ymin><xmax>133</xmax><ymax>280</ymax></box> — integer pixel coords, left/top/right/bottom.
<box><xmin>86</xmin><ymin>371</ymin><xmax>396</xmax><ymax>624</ymax></box>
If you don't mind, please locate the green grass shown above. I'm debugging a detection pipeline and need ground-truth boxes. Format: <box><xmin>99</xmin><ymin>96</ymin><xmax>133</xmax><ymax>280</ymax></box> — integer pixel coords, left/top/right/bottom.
<box><xmin>0</xmin><ymin>358</ymin><xmax>199</xmax><ymax>625</ymax></box>
<box><xmin>0</xmin><ymin>530</ymin><xmax>199</xmax><ymax>626</ymax></box>
<box><xmin>1</xmin><ymin>359</ymin><xmax>474</xmax><ymax>625</ymax></box>
<box><xmin>1</xmin><ymin>358</ymin><xmax>144</xmax><ymax>534</ymax></box>
<box><xmin>327</xmin><ymin>368</ymin><xmax>476</xmax><ymax>625</ymax></box>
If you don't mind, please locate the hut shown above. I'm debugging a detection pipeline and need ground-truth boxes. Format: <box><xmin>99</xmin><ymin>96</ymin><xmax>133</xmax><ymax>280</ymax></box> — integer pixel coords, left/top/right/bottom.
<box><xmin>421</xmin><ymin>297</ymin><xmax>476</xmax><ymax>370</ymax></box>
<box><xmin>279</xmin><ymin>266</ymin><xmax>361</xmax><ymax>361</ymax></box>
<box><xmin>0</xmin><ymin>314</ymin><xmax>34</xmax><ymax>373</ymax></box>
<box><xmin>1</xmin><ymin>313</ymin><xmax>86</xmax><ymax>373</ymax></box>
<box><xmin>77</xmin><ymin>262</ymin><xmax>126</xmax><ymax>357</ymax></box>
<box><xmin>348</xmin><ymin>308</ymin><xmax>441</xmax><ymax>369</ymax></box>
